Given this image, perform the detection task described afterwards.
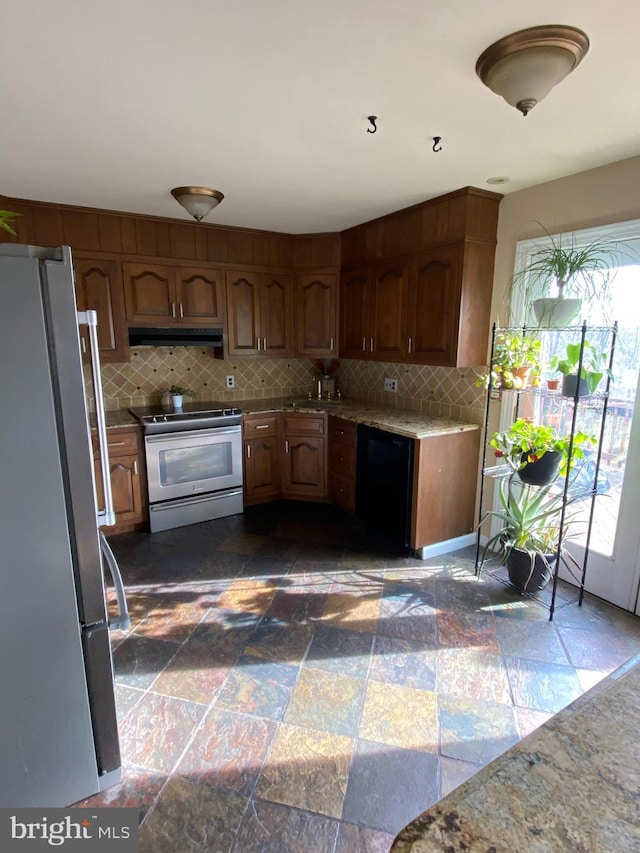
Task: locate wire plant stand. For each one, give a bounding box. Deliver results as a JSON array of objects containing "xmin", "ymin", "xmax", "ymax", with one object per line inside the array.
[{"xmin": 475, "ymin": 322, "xmax": 617, "ymax": 620}]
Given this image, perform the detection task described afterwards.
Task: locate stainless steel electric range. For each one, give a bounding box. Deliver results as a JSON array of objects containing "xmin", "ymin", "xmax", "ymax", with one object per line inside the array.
[{"xmin": 129, "ymin": 402, "xmax": 244, "ymax": 533}]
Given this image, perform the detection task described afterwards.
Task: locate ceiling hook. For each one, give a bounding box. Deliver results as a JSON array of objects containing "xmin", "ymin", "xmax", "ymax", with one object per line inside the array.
[
  {"xmin": 367, "ymin": 116, "xmax": 378, "ymax": 134},
  {"xmin": 432, "ymin": 136, "xmax": 442, "ymax": 152}
]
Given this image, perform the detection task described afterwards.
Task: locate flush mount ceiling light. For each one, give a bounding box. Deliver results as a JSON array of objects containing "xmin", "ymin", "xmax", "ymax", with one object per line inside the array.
[
  {"xmin": 476, "ymin": 25, "xmax": 589, "ymax": 116},
  {"xmin": 170, "ymin": 186, "xmax": 224, "ymax": 222}
]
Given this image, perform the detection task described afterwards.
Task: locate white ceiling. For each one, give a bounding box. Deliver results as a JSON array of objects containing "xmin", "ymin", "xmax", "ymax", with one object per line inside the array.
[{"xmin": 2, "ymin": 1, "xmax": 640, "ymax": 234}]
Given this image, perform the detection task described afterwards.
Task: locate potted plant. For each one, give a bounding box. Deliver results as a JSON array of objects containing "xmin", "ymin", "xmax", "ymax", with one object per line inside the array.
[
  {"xmin": 165, "ymin": 384, "xmax": 194, "ymax": 408},
  {"xmin": 0, "ymin": 209, "xmax": 21, "ymax": 235},
  {"xmin": 478, "ymin": 331, "xmax": 542, "ymax": 390},
  {"xmin": 490, "ymin": 418, "xmax": 596, "ymax": 485},
  {"xmin": 550, "ymin": 340, "xmax": 612, "ymax": 397},
  {"xmin": 511, "ymin": 226, "xmax": 623, "ymax": 328},
  {"xmin": 479, "ymin": 472, "xmax": 582, "ymax": 592}
]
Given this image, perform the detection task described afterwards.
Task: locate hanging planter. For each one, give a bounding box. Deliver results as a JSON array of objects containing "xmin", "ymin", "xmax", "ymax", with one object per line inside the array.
[
  {"xmin": 532, "ymin": 297, "xmax": 582, "ymax": 328},
  {"xmin": 518, "ymin": 450, "xmax": 561, "ymax": 485}
]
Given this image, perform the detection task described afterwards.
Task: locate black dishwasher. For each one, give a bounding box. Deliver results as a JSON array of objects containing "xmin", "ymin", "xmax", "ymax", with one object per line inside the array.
[{"xmin": 356, "ymin": 424, "xmax": 415, "ymax": 549}]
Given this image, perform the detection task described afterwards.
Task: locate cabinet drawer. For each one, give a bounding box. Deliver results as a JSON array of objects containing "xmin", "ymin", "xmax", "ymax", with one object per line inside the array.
[
  {"xmin": 328, "ymin": 442, "xmax": 356, "ymax": 478},
  {"xmin": 328, "ymin": 416, "xmax": 357, "ymax": 448},
  {"xmin": 243, "ymin": 414, "xmax": 281, "ymax": 438},
  {"xmin": 282, "ymin": 414, "xmax": 326, "ymax": 436},
  {"xmin": 329, "ymin": 472, "xmax": 355, "ymax": 513},
  {"xmin": 92, "ymin": 428, "xmax": 139, "ymax": 457}
]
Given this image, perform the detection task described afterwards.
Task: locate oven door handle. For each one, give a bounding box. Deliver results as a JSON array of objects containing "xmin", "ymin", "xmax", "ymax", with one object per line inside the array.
[
  {"xmin": 77, "ymin": 308, "xmax": 115, "ymax": 527},
  {"xmin": 145, "ymin": 425, "xmax": 242, "ymax": 443}
]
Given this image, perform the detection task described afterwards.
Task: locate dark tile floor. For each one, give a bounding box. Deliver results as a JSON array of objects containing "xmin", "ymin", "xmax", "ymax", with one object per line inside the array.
[{"xmin": 81, "ymin": 502, "xmax": 640, "ymax": 852}]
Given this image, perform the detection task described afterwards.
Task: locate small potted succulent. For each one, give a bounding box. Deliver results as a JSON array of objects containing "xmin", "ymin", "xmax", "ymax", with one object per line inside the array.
[
  {"xmin": 490, "ymin": 418, "xmax": 596, "ymax": 485},
  {"xmin": 165, "ymin": 384, "xmax": 194, "ymax": 408},
  {"xmin": 550, "ymin": 340, "xmax": 612, "ymax": 397}
]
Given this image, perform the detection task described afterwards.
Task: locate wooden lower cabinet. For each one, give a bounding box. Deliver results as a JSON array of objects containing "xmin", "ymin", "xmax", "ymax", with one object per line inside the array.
[
  {"xmin": 281, "ymin": 414, "xmax": 327, "ymax": 500},
  {"xmin": 328, "ymin": 416, "xmax": 357, "ymax": 513},
  {"xmin": 92, "ymin": 427, "xmax": 147, "ymax": 534},
  {"xmin": 411, "ymin": 428, "xmax": 480, "ymax": 551},
  {"xmin": 243, "ymin": 412, "xmax": 328, "ymax": 505},
  {"xmin": 243, "ymin": 414, "xmax": 282, "ymax": 506}
]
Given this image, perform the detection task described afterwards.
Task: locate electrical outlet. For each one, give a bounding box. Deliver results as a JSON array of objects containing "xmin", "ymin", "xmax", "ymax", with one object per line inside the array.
[
  {"xmin": 384, "ymin": 377, "xmax": 398, "ymax": 393},
  {"xmin": 226, "ymin": 375, "xmax": 235, "ymax": 389}
]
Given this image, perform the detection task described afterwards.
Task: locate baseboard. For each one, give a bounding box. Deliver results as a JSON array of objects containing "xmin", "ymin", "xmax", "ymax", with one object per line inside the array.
[{"xmin": 414, "ymin": 532, "xmax": 477, "ymax": 560}]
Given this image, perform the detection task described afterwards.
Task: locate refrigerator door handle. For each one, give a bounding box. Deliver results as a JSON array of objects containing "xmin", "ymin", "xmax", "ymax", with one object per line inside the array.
[
  {"xmin": 99, "ymin": 532, "xmax": 131, "ymax": 632},
  {"xmin": 77, "ymin": 309, "xmax": 116, "ymax": 527}
]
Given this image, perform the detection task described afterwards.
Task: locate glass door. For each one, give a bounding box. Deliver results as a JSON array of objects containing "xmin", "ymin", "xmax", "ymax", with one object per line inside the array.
[{"xmin": 512, "ymin": 222, "xmax": 640, "ymax": 611}]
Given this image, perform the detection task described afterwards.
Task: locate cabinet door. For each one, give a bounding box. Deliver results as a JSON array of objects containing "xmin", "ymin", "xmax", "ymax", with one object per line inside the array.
[
  {"xmin": 175, "ymin": 266, "xmax": 225, "ymax": 326},
  {"xmin": 295, "ymin": 273, "xmax": 338, "ymax": 357},
  {"xmin": 94, "ymin": 453, "xmax": 144, "ymax": 529},
  {"xmin": 282, "ymin": 436, "xmax": 326, "ymax": 498},
  {"xmin": 243, "ymin": 436, "xmax": 281, "ymax": 505},
  {"xmin": 369, "ymin": 262, "xmax": 408, "ymax": 361},
  {"xmin": 225, "ymin": 271, "xmax": 260, "ymax": 355},
  {"xmin": 340, "ymin": 268, "xmax": 371, "ymax": 359},
  {"xmin": 74, "ymin": 258, "xmax": 129, "ymax": 363},
  {"xmin": 259, "ymin": 272, "xmax": 294, "ymax": 357},
  {"xmin": 123, "ymin": 262, "xmax": 177, "ymax": 326},
  {"xmin": 407, "ymin": 247, "xmax": 460, "ymax": 365}
]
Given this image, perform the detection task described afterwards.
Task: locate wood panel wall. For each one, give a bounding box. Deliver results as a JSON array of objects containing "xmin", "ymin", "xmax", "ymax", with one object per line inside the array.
[
  {"xmin": 341, "ymin": 186, "xmax": 502, "ymax": 267},
  {"xmin": 0, "ymin": 196, "xmax": 341, "ymax": 271}
]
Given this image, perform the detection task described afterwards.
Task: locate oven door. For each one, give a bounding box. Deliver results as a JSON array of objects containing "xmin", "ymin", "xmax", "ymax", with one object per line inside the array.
[{"xmin": 145, "ymin": 426, "xmax": 242, "ymax": 504}]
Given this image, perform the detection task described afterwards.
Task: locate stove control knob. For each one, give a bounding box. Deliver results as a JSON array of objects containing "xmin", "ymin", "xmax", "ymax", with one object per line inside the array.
[
  {"xmin": 151, "ymin": 416, "xmax": 157, "ymax": 423},
  {"xmin": 162, "ymin": 415, "xmax": 168, "ymax": 421}
]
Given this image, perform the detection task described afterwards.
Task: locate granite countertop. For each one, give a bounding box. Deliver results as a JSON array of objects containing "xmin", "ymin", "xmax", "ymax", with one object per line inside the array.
[
  {"xmin": 93, "ymin": 398, "xmax": 479, "ymax": 440},
  {"xmin": 90, "ymin": 410, "xmax": 140, "ymax": 429},
  {"xmin": 237, "ymin": 397, "xmax": 479, "ymax": 440},
  {"xmin": 392, "ymin": 653, "xmax": 640, "ymax": 852}
]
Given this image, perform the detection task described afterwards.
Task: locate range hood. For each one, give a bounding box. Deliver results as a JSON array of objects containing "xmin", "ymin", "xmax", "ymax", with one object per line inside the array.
[{"xmin": 128, "ymin": 327, "xmax": 224, "ymax": 349}]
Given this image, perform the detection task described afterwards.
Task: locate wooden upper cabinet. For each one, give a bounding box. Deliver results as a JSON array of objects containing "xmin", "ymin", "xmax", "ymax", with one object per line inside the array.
[
  {"xmin": 74, "ymin": 257, "xmax": 129, "ymax": 363},
  {"xmin": 295, "ymin": 273, "xmax": 338, "ymax": 357},
  {"xmin": 225, "ymin": 269, "xmax": 293, "ymax": 357},
  {"xmin": 123, "ymin": 262, "xmax": 176, "ymax": 325},
  {"xmin": 369, "ymin": 262, "xmax": 408, "ymax": 361},
  {"xmin": 175, "ymin": 265, "xmax": 225, "ymax": 325},
  {"xmin": 226, "ymin": 271, "xmax": 260, "ymax": 355},
  {"xmin": 259, "ymin": 272, "xmax": 294, "ymax": 357},
  {"xmin": 124, "ymin": 262, "xmax": 225, "ymax": 327},
  {"xmin": 340, "ymin": 264, "xmax": 407, "ymax": 361},
  {"xmin": 340, "ymin": 268, "xmax": 371, "ymax": 359},
  {"xmin": 407, "ymin": 246, "xmax": 460, "ymax": 365}
]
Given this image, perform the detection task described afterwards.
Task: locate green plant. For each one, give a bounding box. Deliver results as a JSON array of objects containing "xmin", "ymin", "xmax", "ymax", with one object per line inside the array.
[
  {"xmin": 477, "ymin": 331, "xmax": 542, "ymax": 389},
  {"xmin": 490, "ymin": 418, "xmax": 596, "ymax": 478},
  {"xmin": 0, "ymin": 210, "xmax": 21, "ymax": 236},
  {"xmin": 479, "ymin": 472, "xmax": 583, "ymax": 587},
  {"xmin": 509, "ymin": 226, "xmax": 627, "ymax": 325},
  {"xmin": 550, "ymin": 340, "xmax": 612, "ymax": 394},
  {"xmin": 166, "ymin": 384, "xmax": 194, "ymax": 396}
]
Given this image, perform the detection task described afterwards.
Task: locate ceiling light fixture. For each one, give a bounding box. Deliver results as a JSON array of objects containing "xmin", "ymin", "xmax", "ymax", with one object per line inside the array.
[
  {"xmin": 170, "ymin": 186, "xmax": 224, "ymax": 222},
  {"xmin": 476, "ymin": 25, "xmax": 589, "ymax": 116}
]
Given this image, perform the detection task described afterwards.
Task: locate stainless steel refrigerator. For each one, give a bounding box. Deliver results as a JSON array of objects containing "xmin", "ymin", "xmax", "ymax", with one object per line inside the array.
[{"xmin": 0, "ymin": 244, "xmax": 130, "ymax": 807}]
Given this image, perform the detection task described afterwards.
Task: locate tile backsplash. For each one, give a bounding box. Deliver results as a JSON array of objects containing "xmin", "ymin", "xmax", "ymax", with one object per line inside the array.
[
  {"xmin": 87, "ymin": 347, "xmax": 486, "ymax": 425},
  {"xmin": 338, "ymin": 359, "xmax": 486, "ymax": 425},
  {"xmin": 86, "ymin": 348, "xmax": 319, "ymax": 410}
]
